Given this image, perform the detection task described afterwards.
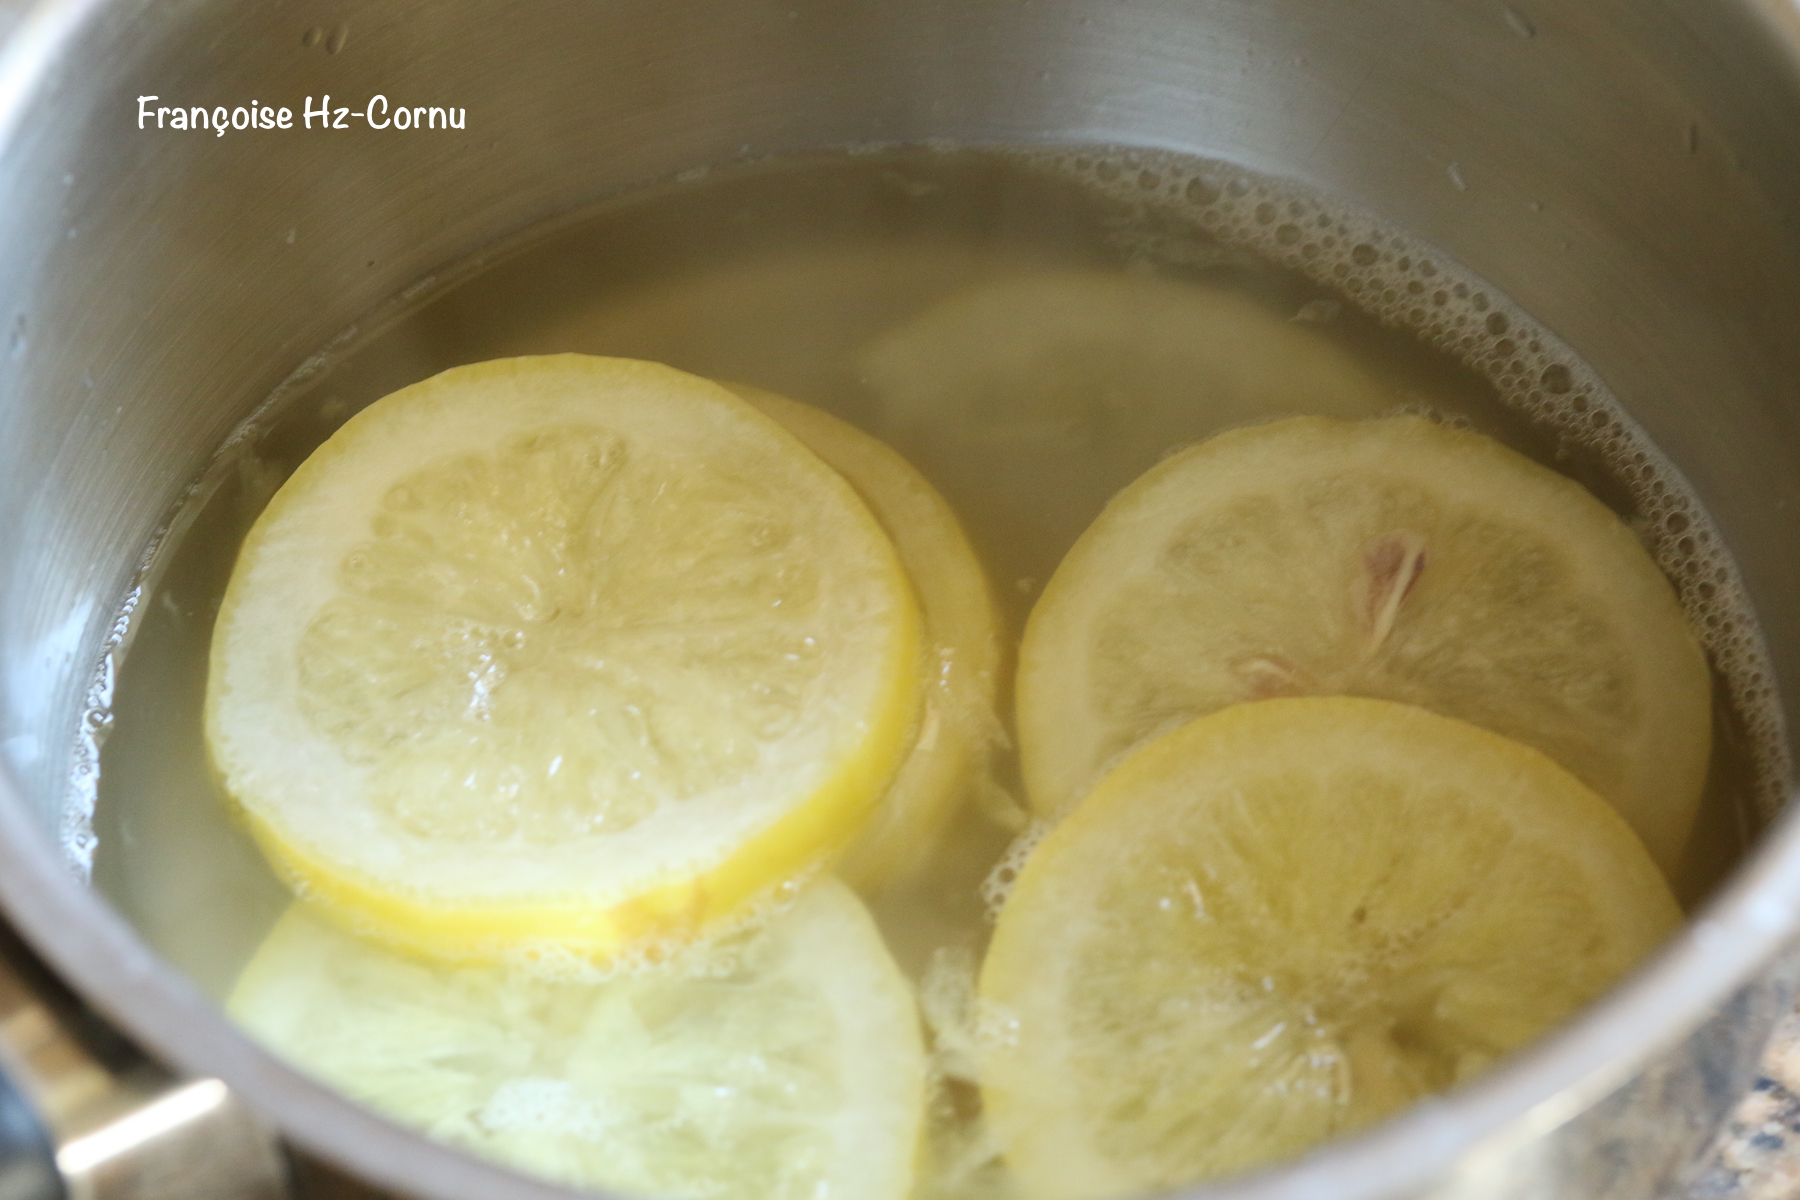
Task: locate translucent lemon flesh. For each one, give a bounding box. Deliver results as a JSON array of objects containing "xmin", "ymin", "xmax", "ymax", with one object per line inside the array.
[
  {"xmin": 230, "ymin": 879, "xmax": 927, "ymax": 1200},
  {"xmin": 858, "ymin": 271, "xmax": 1400, "ymax": 586},
  {"xmin": 206, "ymin": 355, "xmax": 922, "ymax": 962},
  {"xmin": 729, "ymin": 384, "xmax": 1005, "ymax": 892},
  {"xmin": 1018, "ymin": 414, "xmax": 1710, "ymax": 874},
  {"xmin": 979, "ymin": 697, "xmax": 1682, "ymax": 1199},
  {"xmin": 861, "ymin": 270, "xmax": 1399, "ymax": 462}
]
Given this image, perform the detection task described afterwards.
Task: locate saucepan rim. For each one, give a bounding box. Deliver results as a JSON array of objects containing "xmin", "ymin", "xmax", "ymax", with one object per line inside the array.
[{"xmin": 2, "ymin": 0, "xmax": 1799, "ymax": 1197}]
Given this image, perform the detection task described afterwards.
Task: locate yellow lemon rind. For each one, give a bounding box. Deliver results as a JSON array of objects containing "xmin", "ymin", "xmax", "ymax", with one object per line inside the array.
[
  {"xmin": 207, "ymin": 354, "xmax": 925, "ymax": 965},
  {"xmin": 727, "ymin": 382, "xmax": 1005, "ymax": 893},
  {"xmin": 981, "ymin": 696, "xmax": 1681, "ymax": 1199},
  {"xmin": 1016, "ymin": 413, "xmax": 1710, "ymax": 876}
]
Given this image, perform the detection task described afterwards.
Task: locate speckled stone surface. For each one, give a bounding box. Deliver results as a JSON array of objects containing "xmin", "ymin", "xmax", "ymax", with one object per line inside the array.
[{"xmin": 1690, "ymin": 1011, "xmax": 1800, "ymax": 1200}]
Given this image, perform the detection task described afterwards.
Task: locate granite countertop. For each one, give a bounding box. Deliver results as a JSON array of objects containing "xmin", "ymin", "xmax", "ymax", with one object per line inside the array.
[{"xmin": 1692, "ymin": 1011, "xmax": 1800, "ymax": 1199}]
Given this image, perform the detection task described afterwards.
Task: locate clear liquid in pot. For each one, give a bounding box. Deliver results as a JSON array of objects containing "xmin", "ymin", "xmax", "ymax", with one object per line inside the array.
[{"xmin": 81, "ymin": 145, "xmax": 1787, "ymax": 1197}]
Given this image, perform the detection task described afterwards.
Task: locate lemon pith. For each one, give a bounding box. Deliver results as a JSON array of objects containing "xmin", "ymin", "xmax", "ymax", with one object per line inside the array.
[
  {"xmin": 979, "ymin": 696, "xmax": 1681, "ymax": 1199},
  {"xmin": 728, "ymin": 383, "xmax": 1005, "ymax": 892},
  {"xmin": 206, "ymin": 355, "xmax": 922, "ymax": 962},
  {"xmin": 1017, "ymin": 414, "xmax": 1711, "ymax": 875}
]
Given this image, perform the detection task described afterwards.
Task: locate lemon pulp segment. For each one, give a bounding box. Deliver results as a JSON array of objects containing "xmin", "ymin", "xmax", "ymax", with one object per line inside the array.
[
  {"xmin": 729, "ymin": 383, "xmax": 1005, "ymax": 892},
  {"xmin": 979, "ymin": 697, "xmax": 1681, "ymax": 1199},
  {"xmin": 206, "ymin": 355, "xmax": 922, "ymax": 962},
  {"xmin": 229, "ymin": 879, "xmax": 927, "ymax": 1200},
  {"xmin": 1018, "ymin": 414, "xmax": 1710, "ymax": 875}
]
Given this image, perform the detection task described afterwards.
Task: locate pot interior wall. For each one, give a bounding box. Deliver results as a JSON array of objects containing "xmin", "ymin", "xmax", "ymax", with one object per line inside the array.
[{"xmin": 1, "ymin": 0, "xmax": 1799, "ymax": 1194}]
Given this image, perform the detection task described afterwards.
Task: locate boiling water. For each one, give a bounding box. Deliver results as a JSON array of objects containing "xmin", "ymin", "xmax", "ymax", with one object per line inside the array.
[{"xmin": 84, "ymin": 146, "xmax": 1786, "ymax": 1191}]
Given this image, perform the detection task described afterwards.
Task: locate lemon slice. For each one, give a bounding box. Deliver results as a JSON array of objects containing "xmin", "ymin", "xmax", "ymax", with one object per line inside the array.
[
  {"xmin": 857, "ymin": 271, "xmax": 1399, "ymax": 588},
  {"xmin": 206, "ymin": 355, "xmax": 923, "ymax": 962},
  {"xmin": 1018, "ymin": 414, "xmax": 1710, "ymax": 875},
  {"xmin": 979, "ymin": 697, "xmax": 1682, "ymax": 1198},
  {"xmin": 727, "ymin": 383, "xmax": 1005, "ymax": 892},
  {"xmin": 229, "ymin": 878, "xmax": 927, "ymax": 1200}
]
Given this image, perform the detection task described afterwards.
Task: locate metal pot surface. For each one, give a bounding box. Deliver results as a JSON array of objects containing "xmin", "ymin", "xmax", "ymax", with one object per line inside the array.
[{"xmin": 3, "ymin": 2, "xmax": 1800, "ymax": 1198}]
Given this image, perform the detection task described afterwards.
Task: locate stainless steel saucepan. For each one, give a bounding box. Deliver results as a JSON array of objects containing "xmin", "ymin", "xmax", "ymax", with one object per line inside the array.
[{"xmin": 3, "ymin": 1, "xmax": 1800, "ymax": 1197}]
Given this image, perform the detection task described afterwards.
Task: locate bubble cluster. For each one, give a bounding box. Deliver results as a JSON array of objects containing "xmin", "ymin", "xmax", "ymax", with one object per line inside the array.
[
  {"xmin": 62, "ymin": 592, "xmax": 137, "ymax": 877},
  {"xmin": 1019, "ymin": 145, "xmax": 1790, "ymax": 821},
  {"xmin": 981, "ymin": 820, "xmax": 1054, "ymax": 920},
  {"xmin": 920, "ymin": 944, "xmax": 984, "ymax": 1082},
  {"xmin": 469, "ymin": 865, "xmax": 825, "ymax": 986}
]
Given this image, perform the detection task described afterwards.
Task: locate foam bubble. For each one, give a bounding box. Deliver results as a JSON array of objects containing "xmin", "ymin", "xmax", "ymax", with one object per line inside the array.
[
  {"xmin": 981, "ymin": 820, "xmax": 1054, "ymax": 920},
  {"xmin": 1015, "ymin": 144, "xmax": 1790, "ymax": 822}
]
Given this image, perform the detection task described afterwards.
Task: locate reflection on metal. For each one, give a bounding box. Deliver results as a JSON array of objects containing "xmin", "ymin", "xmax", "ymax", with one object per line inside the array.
[
  {"xmin": 0, "ymin": 928, "xmax": 287, "ymax": 1200},
  {"xmin": 55, "ymin": 1079, "xmax": 228, "ymax": 1178}
]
